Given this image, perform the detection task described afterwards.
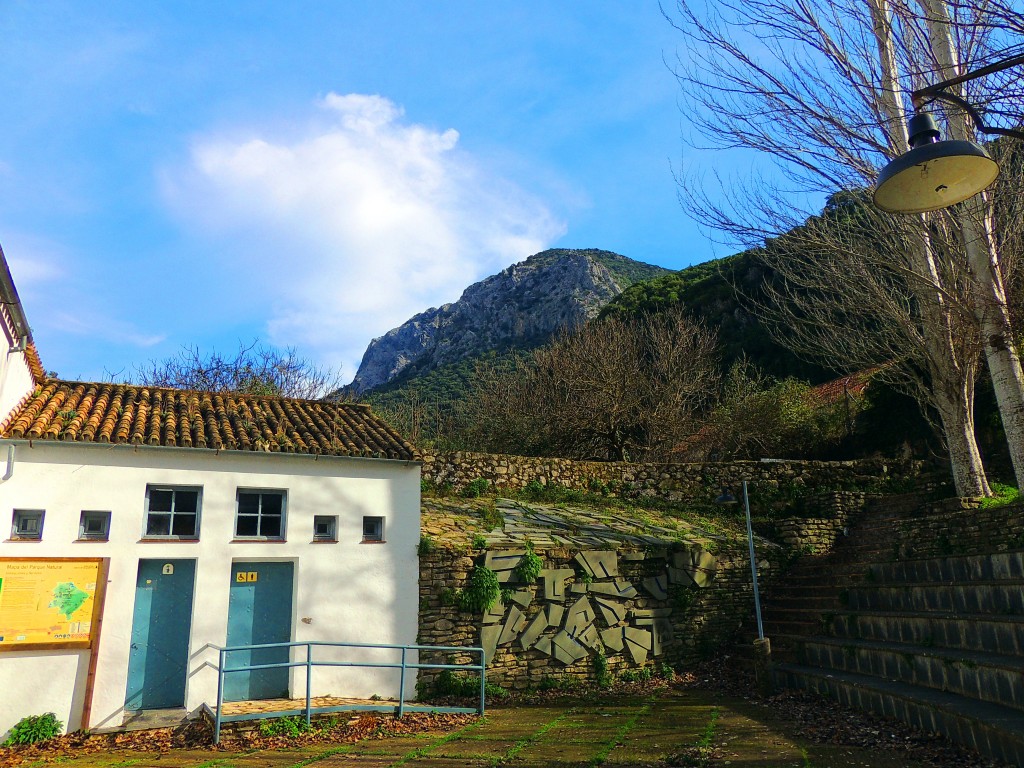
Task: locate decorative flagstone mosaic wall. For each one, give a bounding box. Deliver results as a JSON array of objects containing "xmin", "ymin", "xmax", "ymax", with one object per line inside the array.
[{"xmin": 417, "ymin": 499, "xmax": 784, "ymax": 690}]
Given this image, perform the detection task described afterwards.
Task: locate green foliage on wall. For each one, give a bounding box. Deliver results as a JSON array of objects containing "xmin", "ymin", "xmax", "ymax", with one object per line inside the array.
[
  {"xmin": 512, "ymin": 541, "xmax": 543, "ymax": 583},
  {"xmin": 457, "ymin": 566, "xmax": 501, "ymax": 613}
]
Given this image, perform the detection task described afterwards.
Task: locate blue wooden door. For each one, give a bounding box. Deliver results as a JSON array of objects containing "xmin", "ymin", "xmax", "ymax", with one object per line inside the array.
[
  {"xmin": 125, "ymin": 559, "xmax": 196, "ymax": 710},
  {"xmin": 224, "ymin": 562, "xmax": 294, "ymax": 701}
]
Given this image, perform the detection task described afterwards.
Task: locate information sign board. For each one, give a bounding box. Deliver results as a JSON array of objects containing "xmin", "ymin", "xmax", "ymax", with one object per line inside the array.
[{"xmin": 0, "ymin": 559, "xmax": 104, "ymax": 650}]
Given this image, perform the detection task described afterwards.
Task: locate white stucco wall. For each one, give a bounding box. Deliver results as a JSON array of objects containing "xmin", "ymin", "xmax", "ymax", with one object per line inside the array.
[
  {"xmin": 0, "ymin": 441, "xmax": 421, "ymax": 735},
  {"xmin": 0, "ymin": 319, "xmax": 35, "ymax": 427}
]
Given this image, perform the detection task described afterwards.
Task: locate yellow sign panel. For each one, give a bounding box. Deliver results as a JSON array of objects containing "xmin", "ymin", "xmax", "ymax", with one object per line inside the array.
[{"xmin": 0, "ymin": 559, "xmax": 103, "ymax": 649}]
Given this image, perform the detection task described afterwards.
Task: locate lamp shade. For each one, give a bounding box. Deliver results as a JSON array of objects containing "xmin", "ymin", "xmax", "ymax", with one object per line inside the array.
[{"xmin": 873, "ymin": 139, "xmax": 998, "ymax": 213}]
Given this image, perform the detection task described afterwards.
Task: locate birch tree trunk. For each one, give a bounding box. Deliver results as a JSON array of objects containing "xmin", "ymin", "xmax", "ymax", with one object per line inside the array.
[
  {"xmin": 915, "ymin": 0, "xmax": 1024, "ymax": 489},
  {"xmin": 932, "ymin": 374, "xmax": 991, "ymax": 496},
  {"xmin": 869, "ymin": 0, "xmax": 990, "ymax": 495}
]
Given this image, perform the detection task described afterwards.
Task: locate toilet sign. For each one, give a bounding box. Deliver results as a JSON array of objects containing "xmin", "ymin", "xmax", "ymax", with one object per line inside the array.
[
  {"xmin": 235, "ymin": 571, "xmax": 258, "ymax": 583},
  {"xmin": 162, "ymin": 564, "xmax": 174, "ymax": 575}
]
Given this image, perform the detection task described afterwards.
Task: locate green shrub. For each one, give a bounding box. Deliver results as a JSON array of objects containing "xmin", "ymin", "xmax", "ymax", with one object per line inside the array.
[
  {"xmin": 480, "ymin": 500, "xmax": 504, "ymax": 532},
  {"xmin": 431, "ymin": 670, "xmax": 508, "ymax": 699},
  {"xmin": 522, "ymin": 480, "xmax": 546, "ymax": 499},
  {"xmin": 457, "ymin": 566, "xmax": 501, "ymax": 612},
  {"xmin": 619, "ymin": 666, "xmax": 654, "ymax": 683},
  {"xmin": 257, "ymin": 715, "xmax": 311, "ymax": 738},
  {"xmin": 538, "ymin": 675, "xmax": 560, "ymax": 691},
  {"xmin": 471, "ymin": 534, "xmax": 488, "ymax": 549},
  {"xmin": 594, "ymin": 652, "xmax": 612, "ymax": 688},
  {"xmin": 3, "ymin": 713, "xmax": 63, "ymax": 745},
  {"xmin": 512, "ymin": 541, "xmax": 543, "ymax": 583},
  {"xmin": 461, "ymin": 478, "xmax": 492, "ymax": 498},
  {"xmin": 417, "ymin": 535, "xmax": 437, "ymax": 555}
]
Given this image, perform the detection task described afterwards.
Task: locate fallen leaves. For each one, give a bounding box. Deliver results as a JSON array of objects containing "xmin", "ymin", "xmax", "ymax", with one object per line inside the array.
[{"xmin": 0, "ymin": 712, "xmax": 476, "ymax": 767}]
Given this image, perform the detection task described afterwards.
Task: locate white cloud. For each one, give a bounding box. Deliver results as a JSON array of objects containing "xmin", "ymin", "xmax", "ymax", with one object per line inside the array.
[
  {"xmin": 161, "ymin": 93, "xmax": 566, "ymax": 377},
  {"xmin": 53, "ymin": 310, "xmax": 167, "ymax": 348}
]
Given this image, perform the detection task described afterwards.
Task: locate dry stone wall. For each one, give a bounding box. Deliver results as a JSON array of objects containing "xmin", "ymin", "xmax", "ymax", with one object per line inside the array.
[
  {"xmin": 890, "ymin": 498, "xmax": 1024, "ymax": 559},
  {"xmin": 421, "ymin": 452, "xmax": 923, "ymax": 505}
]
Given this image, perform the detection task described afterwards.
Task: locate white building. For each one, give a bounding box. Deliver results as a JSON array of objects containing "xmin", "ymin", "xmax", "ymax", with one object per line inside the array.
[{"xmin": 0, "ymin": 247, "xmax": 421, "ymax": 735}]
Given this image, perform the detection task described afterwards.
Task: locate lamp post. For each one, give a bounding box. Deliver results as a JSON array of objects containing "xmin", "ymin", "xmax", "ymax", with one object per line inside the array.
[
  {"xmin": 873, "ymin": 54, "xmax": 1024, "ymax": 214},
  {"xmin": 715, "ymin": 481, "xmax": 771, "ymax": 692}
]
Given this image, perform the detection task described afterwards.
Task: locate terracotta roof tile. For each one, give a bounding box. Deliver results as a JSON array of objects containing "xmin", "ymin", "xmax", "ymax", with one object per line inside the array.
[
  {"xmin": 25, "ymin": 342, "xmax": 45, "ymax": 385},
  {"xmin": 0, "ymin": 380, "xmax": 418, "ymax": 461},
  {"xmin": 807, "ymin": 368, "xmax": 878, "ymax": 406}
]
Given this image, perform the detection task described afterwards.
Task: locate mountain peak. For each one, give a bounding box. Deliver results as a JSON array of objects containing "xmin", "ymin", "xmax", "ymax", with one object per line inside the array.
[{"xmin": 349, "ymin": 248, "xmax": 668, "ymax": 394}]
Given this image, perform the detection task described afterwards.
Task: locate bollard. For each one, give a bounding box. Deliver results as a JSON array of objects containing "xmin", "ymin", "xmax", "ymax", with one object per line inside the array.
[{"xmin": 752, "ymin": 637, "xmax": 773, "ymax": 696}]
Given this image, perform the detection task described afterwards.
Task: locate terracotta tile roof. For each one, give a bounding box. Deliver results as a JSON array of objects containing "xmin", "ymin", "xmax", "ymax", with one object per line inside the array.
[
  {"xmin": 25, "ymin": 342, "xmax": 45, "ymax": 384},
  {"xmin": 807, "ymin": 367, "xmax": 878, "ymax": 406},
  {"xmin": 0, "ymin": 380, "xmax": 418, "ymax": 461}
]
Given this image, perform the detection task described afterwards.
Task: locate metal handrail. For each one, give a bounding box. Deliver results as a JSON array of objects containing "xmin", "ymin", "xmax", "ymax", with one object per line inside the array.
[{"xmin": 208, "ymin": 640, "xmax": 486, "ymax": 744}]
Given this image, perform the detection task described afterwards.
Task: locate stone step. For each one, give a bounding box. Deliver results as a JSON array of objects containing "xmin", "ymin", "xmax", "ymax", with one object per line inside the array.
[
  {"xmin": 846, "ymin": 581, "xmax": 1024, "ymax": 615},
  {"xmin": 774, "ymin": 663, "xmax": 1024, "ymax": 766},
  {"xmin": 761, "ymin": 606, "xmax": 829, "ymax": 625},
  {"xmin": 869, "ymin": 551, "xmax": 1024, "ymax": 584},
  {"xmin": 782, "ymin": 569, "xmax": 868, "ymax": 586},
  {"xmin": 766, "ymin": 594, "xmax": 840, "ymax": 610},
  {"xmin": 794, "ymin": 636, "xmax": 1024, "ymax": 712},
  {"xmin": 827, "ymin": 610, "xmax": 1024, "ymax": 656}
]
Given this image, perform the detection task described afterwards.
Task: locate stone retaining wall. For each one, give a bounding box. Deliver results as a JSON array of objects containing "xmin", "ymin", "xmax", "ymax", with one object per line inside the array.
[
  {"xmin": 417, "ymin": 540, "xmax": 784, "ymax": 692},
  {"xmin": 894, "ymin": 498, "xmax": 1024, "ymax": 559},
  {"xmin": 421, "ymin": 452, "xmax": 924, "ymax": 506},
  {"xmin": 775, "ymin": 492, "xmax": 868, "ymax": 555}
]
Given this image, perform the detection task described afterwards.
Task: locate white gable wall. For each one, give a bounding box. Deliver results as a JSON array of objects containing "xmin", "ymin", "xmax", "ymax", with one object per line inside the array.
[
  {"xmin": 0, "ymin": 441, "xmax": 421, "ymax": 734},
  {"xmin": 0, "ymin": 314, "xmax": 35, "ymax": 427}
]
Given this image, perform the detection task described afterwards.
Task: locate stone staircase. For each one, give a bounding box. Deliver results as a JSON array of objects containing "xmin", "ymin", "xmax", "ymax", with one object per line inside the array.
[{"xmin": 762, "ymin": 498, "xmax": 1024, "ymax": 766}]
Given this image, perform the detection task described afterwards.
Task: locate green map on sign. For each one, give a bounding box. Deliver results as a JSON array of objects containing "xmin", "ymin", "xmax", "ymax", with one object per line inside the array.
[{"xmin": 49, "ymin": 582, "xmax": 90, "ymax": 620}]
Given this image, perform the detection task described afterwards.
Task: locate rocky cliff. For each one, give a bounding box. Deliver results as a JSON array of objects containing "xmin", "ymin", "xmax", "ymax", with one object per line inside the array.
[{"xmin": 349, "ymin": 248, "xmax": 668, "ymax": 394}]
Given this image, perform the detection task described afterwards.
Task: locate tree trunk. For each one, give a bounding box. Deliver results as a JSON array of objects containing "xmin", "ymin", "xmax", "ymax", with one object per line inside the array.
[
  {"xmin": 959, "ymin": 198, "xmax": 1024, "ymax": 487},
  {"xmin": 932, "ymin": 377, "xmax": 991, "ymax": 497},
  {"xmin": 870, "ymin": 0, "xmax": 991, "ymax": 494},
  {"xmin": 916, "ymin": 0, "xmax": 1024, "ymax": 488}
]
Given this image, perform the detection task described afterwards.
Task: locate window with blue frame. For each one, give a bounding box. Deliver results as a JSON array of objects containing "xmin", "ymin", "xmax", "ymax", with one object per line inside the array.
[
  {"xmin": 235, "ymin": 490, "xmax": 286, "ymax": 539},
  {"xmin": 145, "ymin": 487, "xmax": 201, "ymax": 539}
]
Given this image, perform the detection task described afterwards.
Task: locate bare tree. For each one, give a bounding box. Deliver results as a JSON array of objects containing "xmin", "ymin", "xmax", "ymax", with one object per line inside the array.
[
  {"xmin": 750, "ymin": 193, "xmax": 994, "ymax": 492},
  {"xmin": 465, "ymin": 309, "xmax": 720, "ymax": 462},
  {"xmin": 135, "ymin": 341, "xmax": 345, "ymax": 400},
  {"xmin": 664, "ymin": 0, "xmax": 1024, "ymax": 495}
]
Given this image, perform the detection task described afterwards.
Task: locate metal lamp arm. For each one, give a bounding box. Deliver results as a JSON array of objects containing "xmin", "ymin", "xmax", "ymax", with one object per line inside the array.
[{"xmin": 913, "ymin": 90, "xmax": 1024, "ymax": 141}]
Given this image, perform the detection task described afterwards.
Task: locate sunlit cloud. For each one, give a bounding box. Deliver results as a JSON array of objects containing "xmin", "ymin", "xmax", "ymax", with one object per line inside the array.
[
  {"xmin": 161, "ymin": 93, "xmax": 566, "ymax": 378},
  {"xmin": 53, "ymin": 310, "xmax": 167, "ymax": 348}
]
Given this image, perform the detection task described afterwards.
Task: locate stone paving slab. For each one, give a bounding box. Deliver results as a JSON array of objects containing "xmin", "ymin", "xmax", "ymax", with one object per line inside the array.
[{"xmin": 2, "ymin": 690, "xmax": 952, "ymax": 767}]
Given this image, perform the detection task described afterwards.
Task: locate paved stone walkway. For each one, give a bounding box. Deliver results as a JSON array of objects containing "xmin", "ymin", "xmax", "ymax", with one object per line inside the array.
[{"xmin": 8, "ymin": 690, "xmax": 934, "ymax": 767}]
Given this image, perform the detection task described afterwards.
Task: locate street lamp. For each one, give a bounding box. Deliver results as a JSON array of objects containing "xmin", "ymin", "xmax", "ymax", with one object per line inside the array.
[
  {"xmin": 715, "ymin": 482, "xmax": 764, "ymax": 640},
  {"xmin": 873, "ymin": 54, "xmax": 1024, "ymax": 214},
  {"xmin": 716, "ymin": 481, "xmax": 772, "ymax": 693}
]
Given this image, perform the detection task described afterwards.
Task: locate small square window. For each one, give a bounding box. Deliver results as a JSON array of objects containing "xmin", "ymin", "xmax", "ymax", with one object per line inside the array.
[
  {"xmin": 79, "ymin": 511, "xmax": 111, "ymax": 540},
  {"xmin": 235, "ymin": 490, "xmax": 287, "ymax": 540},
  {"xmin": 362, "ymin": 516, "xmax": 385, "ymax": 543},
  {"xmin": 313, "ymin": 515, "xmax": 337, "ymax": 542},
  {"xmin": 145, "ymin": 487, "xmax": 201, "ymax": 539},
  {"xmin": 12, "ymin": 510, "xmax": 44, "ymax": 540}
]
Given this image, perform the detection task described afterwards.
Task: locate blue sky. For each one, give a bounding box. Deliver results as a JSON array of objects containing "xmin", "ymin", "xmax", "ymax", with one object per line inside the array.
[{"xmin": 1, "ymin": 2, "xmax": 735, "ymax": 383}]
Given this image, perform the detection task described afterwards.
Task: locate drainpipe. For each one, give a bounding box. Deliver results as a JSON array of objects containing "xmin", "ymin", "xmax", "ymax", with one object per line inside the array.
[{"xmin": 0, "ymin": 444, "xmax": 13, "ymax": 483}]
